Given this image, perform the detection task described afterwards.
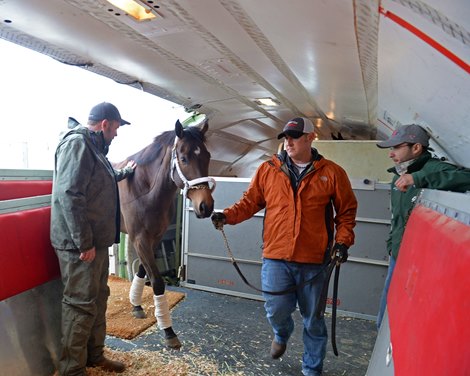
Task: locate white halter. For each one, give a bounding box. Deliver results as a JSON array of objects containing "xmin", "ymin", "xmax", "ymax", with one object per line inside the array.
[{"xmin": 170, "ymin": 136, "xmax": 216, "ymax": 196}]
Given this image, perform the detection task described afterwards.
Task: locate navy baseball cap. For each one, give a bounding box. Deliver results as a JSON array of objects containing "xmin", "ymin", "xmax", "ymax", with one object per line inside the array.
[{"xmin": 88, "ymin": 102, "xmax": 130, "ymax": 126}]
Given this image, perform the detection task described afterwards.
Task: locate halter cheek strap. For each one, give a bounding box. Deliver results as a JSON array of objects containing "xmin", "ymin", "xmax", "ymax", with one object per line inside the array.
[{"xmin": 170, "ymin": 137, "xmax": 216, "ymax": 196}]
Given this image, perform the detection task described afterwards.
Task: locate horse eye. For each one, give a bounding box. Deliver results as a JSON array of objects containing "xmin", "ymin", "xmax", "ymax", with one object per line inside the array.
[{"xmin": 180, "ymin": 156, "xmax": 187, "ymax": 164}]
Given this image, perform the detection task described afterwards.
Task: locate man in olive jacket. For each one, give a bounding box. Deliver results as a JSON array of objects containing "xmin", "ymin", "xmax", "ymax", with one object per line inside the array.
[
  {"xmin": 51, "ymin": 102, "xmax": 134, "ymax": 375},
  {"xmin": 376, "ymin": 124, "xmax": 470, "ymax": 328}
]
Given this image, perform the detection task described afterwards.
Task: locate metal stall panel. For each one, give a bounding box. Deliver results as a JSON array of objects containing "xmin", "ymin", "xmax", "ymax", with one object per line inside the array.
[
  {"xmin": 181, "ymin": 178, "xmax": 264, "ymax": 300},
  {"xmin": 181, "ymin": 178, "xmax": 390, "ymax": 318},
  {"xmin": 333, "ymin": 181, "xmax": 391, "ymax": 317}
]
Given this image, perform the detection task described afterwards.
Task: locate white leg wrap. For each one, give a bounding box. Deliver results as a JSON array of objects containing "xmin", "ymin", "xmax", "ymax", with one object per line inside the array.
[
  {"xmin": 129, "ymin": 274, "xmax": 146, "ymax": 306},
  {"xmin": 154, "ymin": 294, "xmax": 172, "ymax": 330}
]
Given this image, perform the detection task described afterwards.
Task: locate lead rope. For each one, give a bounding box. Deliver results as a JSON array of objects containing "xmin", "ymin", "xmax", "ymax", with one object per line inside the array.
[
  {"xmin": 219, "ymin": 227, "xmax": 341, "ymax": 355},
  {"xmin": 218, "ymin": 227, "xmax": 332, "ymax": 296}
]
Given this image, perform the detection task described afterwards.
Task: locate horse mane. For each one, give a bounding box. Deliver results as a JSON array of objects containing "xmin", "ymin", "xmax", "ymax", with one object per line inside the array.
[
  {"xmin": 184, "ymin": 124, "xmax": 207, "ymax": 143},
  {"xmin": 124, "ymin": 125, "xmax": 207, "ymax": 166}
]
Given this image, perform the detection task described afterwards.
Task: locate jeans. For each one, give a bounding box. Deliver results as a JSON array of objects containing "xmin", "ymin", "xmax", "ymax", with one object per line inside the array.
[
  {"xmin": 261, "ymin": 258, "xmax": 328, "ymax": 376},
  {"xmin": 377, "ymin": 256, "xmax": 396, "ymax": 329}
]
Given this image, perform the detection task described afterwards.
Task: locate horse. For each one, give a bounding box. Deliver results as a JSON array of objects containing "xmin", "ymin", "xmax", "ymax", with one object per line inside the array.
[{"xmin": 114, "ymin": 119, "xmax": 215, "ymax": 349}]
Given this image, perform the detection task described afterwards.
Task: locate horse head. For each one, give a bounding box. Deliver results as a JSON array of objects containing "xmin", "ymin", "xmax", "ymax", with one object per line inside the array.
[{"xmin": 170, "ymin": 119, "xmax": 215, "ymax": 218}]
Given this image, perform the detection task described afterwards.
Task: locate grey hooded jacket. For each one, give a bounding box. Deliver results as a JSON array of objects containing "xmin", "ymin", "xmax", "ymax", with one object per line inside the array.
[{"xmin": 51, "ymin": 126, "xmax": 123, "ymax": 251}]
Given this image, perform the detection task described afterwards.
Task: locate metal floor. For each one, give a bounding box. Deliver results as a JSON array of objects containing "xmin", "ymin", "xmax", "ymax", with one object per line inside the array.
[{"xmin": 106, "ymin": 285, "xmax": 377, "ymax": 376}]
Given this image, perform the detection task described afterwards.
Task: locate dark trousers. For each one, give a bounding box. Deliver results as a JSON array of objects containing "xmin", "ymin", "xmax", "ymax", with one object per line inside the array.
[{"xmin": 55, "ymin": 247, "xmax": 110, "ymax": 376}]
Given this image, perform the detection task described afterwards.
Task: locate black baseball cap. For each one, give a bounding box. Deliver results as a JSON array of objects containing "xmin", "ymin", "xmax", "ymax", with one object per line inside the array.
[{"xmin": 88, "ymin": 102, "xmax": 130, "ymax": 126}]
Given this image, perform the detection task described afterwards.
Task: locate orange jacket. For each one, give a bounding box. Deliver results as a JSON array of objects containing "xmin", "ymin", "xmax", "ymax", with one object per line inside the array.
[{"xmin": 223, "ymin": 151, "xmax": 357, "ymax": 264}]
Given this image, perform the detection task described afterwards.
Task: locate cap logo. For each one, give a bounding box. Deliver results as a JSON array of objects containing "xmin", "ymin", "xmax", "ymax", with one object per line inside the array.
[{"xmin": 287, "ymin": 121, "xmax": 299, "ymax": 127}]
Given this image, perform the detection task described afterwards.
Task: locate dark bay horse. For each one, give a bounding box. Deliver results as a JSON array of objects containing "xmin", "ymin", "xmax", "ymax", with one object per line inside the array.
[{"xmin": 114, "ymin": 120, "xmax": 215, "ymax": 349}]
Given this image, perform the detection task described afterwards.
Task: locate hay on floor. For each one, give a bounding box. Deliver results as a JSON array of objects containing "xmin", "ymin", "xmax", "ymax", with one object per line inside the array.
[
  {"xmin": 83, "ymin": 348, "xmax": 245, "ymax": 376},
  {"xmin": 106, "ymin": 275, "xmax": 185, "ymax": 339}
]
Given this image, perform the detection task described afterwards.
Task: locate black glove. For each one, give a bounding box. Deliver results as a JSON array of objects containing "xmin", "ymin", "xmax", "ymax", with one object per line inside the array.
[
  {"xmin": 331, "ymin": 243, "xmax": 349, "ymax": 264},
  {"xmin": 211, "ymin": 212, "xmax": 226, "ymax": 230}
]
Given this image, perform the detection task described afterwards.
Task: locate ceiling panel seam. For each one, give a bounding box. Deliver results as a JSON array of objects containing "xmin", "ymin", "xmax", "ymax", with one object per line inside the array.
[
  {"xmin": 64, "ymin": 0, "xmax": 281, "ymax": 124},
  {"xmin": 163, "ymin": 0, "xmax": 305, "ymax": 120},
  {"xmin": 390, "ymin": 0, "xmax": 470, "ymax": 45},
  {"xmin": 353, "ymin": 0, "xmax": 379, "ymax": 134},
  {"xmin": 0, "ymin": 23, "xmax": 192, "ymax": 109},
  {"xmin": 220, "ymin": 0, "xmax": 332, "ymax": 128}
]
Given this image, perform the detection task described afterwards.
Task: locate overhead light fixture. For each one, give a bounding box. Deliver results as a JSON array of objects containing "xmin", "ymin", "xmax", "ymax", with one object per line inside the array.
[
  {"xmin": 254, "ymin": 97, "xmax": 280, "ymax": 106},
  {"xmin": 107, "ymin": 0, "xmax": 157, "ymax": 21}
]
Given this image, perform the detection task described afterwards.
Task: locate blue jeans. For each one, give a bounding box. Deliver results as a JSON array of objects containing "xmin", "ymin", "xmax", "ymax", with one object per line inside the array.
[
  {"xmin": 261, "ymin": 258, "xmax": 328, "ymax": 376},
  {"xmin": 377, "ymin": 256, "xmax": 396, "ymax": 329}
]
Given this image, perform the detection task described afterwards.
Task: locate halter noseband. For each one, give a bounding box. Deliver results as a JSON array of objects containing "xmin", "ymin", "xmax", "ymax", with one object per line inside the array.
[{"xmin": 170, "ymin": 136, "xmax": 216, "ymax": 196}]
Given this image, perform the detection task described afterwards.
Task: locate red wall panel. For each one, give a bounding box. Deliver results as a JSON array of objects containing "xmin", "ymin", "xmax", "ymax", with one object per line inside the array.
[
  {"xmin": 388, "ymin": 205, "xmax": 470, "ymax": 375},
  {"xmin": 0, "ymin": 180, "xmax": 52, "ymax": 200},
  {"xmin": 0, "ymin": 206, "xmax": 60, "ymax": 301}
]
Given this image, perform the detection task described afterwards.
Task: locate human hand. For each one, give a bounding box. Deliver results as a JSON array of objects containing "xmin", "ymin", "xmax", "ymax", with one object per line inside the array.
[
  {"xmin": 211, "ymin": 212, "xmax": 226, "ymax": 230},
  {"xmin": 80, "ymin": 247, "xmax": 96, "ymax": 262},
  {"xmin": 124, "ymin": 160, "xmax": 137, "ymax": 174},
  {"xmin": 331, "ymin": 243, "xmax": 348, "ymax": 264},
  {"xmin": 394, "ymin": 173, "xmax": 414, "ymax": 192}
]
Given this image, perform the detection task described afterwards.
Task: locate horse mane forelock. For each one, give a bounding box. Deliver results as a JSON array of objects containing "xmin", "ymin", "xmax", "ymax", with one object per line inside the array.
[
  {"xmin": 184, "ymin": 125, "xmax": 206, "ymax": 143},
  {"xmin": 125, "ymin": 126, "xmax": 206, "ymax": 166}
]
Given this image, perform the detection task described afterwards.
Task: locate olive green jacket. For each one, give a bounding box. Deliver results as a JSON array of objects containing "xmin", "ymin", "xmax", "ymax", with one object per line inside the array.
[{"xmin": 50, "ymin": 127, "xmax": 130, "ymax": 251}]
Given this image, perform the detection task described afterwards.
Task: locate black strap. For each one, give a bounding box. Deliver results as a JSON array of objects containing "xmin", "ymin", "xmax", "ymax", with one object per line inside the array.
[
  {"xmin": 314, "ymin": 259, "xmax": 341, "ymax": 356},
  {"xmin": 222, "ymin": 227, "xmax": 342, "ymax": 355},
  {"xmin": 314, "ymin": 260, "xmax": 336, "ymax": 318},
  {"xmin": 232, "ymin": 260, "xmax": 329, "ymax": 296},
  {"xmin": 331, "ymin": 263, "xmax": 341, "ymax": 356}
]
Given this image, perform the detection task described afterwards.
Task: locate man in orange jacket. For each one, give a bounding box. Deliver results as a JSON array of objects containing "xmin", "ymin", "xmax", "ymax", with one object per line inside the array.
[{"xmin": 211, "ymin": 117, "xmax": 357, "ymax": 376}]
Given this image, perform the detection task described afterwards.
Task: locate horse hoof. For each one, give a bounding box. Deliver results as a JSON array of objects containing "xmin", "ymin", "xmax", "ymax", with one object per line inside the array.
[
  {"xmin": 132, "ymin": 306, "xmax": 147, "ymax": 319},
  {"xmin": 165, "ymin": 336, "xmax": 181, "ymax": 350}
]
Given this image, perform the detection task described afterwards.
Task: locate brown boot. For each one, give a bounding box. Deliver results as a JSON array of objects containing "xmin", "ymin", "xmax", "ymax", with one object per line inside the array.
[
  {"xmin": 270, "ymin": 339, "xmax": 287, "ymax": 359},
  {"xmin": 87, "ymin": 357, "xmax": 125, "ymax": 373}
]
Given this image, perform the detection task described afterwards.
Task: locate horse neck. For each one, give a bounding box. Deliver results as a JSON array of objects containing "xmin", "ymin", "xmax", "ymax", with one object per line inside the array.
[{"xmin": 148, "ymin": 144, "xmax": 179, "ymax": 200}]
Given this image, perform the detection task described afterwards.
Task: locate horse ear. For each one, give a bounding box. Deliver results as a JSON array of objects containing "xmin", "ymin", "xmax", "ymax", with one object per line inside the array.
[
  {"xmin": 175, "ymin": 120, "xmax": 184, "ymax": 138},
  {"xmin": 201, "ymin": 120, "xmax": 209, "ymax": 135}
]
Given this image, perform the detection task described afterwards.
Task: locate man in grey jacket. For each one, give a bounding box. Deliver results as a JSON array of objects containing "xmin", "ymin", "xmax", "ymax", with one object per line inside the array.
[{"xmin": 51, "ymin": 102, "xmax": 134, "ymax": 375}]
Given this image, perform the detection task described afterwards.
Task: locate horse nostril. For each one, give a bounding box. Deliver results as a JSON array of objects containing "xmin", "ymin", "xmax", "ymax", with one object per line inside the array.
[
  {"xmin": 199, "ymin": 202, "xmax": 212, "ymax": 218},
  {"xmin": 199, "ymin": 202, "xmax": 206, "ymax": 217}
]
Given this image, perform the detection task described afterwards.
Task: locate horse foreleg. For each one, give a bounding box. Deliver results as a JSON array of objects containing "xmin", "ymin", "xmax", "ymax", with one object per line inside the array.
[
  {"xmin": 135, "ymin": 236, "xmax": 181, "ymax": 349},
  {"xmin": 150, "ymin": 275, "xmax": 181, "ymax": 349},
  {"xmin": 153, "ymin": 293, "xmax": 180, "ymax": 348},
  {"xmin": 129, "ymin": 263, "xmax": 147, "ymax": 319}
]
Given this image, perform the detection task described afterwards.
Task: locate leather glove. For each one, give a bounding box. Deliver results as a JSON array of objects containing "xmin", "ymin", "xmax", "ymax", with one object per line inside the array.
[
  {"xmin": 211, "ymin": 212, "xmax": 226, "ymax": 230},
  {"xmin": 331, "ymin": 243, "xmax": 349, "ymax": 264}
]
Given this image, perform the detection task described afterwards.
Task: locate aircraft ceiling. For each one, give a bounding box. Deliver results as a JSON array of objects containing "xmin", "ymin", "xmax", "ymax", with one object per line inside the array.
[{"xmin": 0, "ymin": 0, "xmax": 468, "ymax": 176}]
